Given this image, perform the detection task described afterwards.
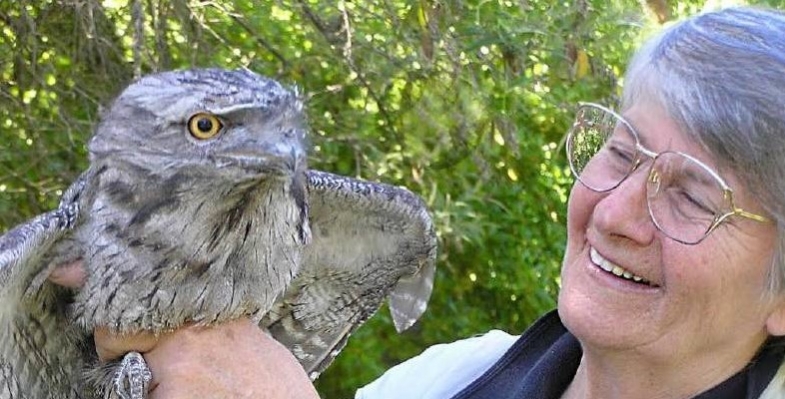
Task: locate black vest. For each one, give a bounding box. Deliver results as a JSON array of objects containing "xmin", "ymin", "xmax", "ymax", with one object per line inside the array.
[{"xmin": 452, "ymin": 311, "xmax": 785, "ymax": 399}]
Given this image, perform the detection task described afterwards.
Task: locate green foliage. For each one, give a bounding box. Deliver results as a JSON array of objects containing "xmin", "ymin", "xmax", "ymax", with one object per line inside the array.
[{"xmin": 0, "ymin": 0, "xmax": 758, "ymax": 397}]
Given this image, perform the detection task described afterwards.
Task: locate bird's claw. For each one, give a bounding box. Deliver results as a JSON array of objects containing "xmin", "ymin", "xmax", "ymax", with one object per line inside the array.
[{"xmin": 108, "ymin": 352, "xmax": 152, "ymax": 399}]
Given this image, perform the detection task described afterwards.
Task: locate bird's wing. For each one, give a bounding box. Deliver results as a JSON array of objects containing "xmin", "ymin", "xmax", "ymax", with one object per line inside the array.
[
  {"xmin": 263, "ymin": 170, "xmax": 437, "ymax": 379},
  {"xmin": 0, "ymin": 173, "xmax": 86, "ymax": 300},
  {"xmin": 0, "ymin": 172, "xmax": 89, "ymax": 396}
]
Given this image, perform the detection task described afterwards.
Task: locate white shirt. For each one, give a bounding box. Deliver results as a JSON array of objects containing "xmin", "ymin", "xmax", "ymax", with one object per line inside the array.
[{"xmin": 355, "ymin": 330, "xmax": 518, "ymax": 399}]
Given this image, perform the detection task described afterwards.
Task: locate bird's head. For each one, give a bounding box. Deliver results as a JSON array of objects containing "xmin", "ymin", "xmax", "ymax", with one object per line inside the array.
[{"xmin": 89, "ymin": 68, "xmax": 307, "ymax": 183}]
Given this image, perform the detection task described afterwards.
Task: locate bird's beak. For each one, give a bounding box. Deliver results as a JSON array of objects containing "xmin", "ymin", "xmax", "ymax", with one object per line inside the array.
[{"xmin": 219, "ymin": 134, "xmax": 306, "ymax": 178}]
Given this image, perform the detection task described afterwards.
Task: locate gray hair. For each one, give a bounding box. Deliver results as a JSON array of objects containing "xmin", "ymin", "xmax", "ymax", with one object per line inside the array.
[{"xmin": 621, "ymin": 6, "xmax": 785, "ymax": 295}]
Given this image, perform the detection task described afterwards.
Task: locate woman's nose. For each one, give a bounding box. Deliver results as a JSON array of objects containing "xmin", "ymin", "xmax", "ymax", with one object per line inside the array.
[{"xmin": 590, "ymin": 168, "xmax": 657, "ymax": 245}]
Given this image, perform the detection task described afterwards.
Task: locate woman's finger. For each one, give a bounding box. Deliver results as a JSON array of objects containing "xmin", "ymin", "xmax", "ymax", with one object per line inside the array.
[
  {"xmin": 47, "ymin": 260, "xmax": 87, "ymax": 288},
  {"xmin": 94, "ymin": 327, "xmax": 160, "ymax": 362}
]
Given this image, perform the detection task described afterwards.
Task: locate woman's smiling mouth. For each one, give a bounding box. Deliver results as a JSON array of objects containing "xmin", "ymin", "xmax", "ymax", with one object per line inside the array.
[{"xmin": 589, "ymin": 247, "xmax": 659, "ymax": 287}]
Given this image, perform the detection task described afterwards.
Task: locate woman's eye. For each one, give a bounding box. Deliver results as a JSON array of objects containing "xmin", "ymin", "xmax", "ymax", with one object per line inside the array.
[{"xmin": 609, "ymin": 144, "xmax": 635, "ymax": 164}]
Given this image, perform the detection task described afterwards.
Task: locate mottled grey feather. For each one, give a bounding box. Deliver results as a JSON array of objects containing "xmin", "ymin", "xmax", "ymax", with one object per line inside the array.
[
  {"xmin": 0, "ymin": 179, "xmax": 86, "ymax": 399},
  {"xmin": 263, "ymin": 170, "xmax": 436, "ymax": 378},
  {"xmin": 0, "ymin": 68, "xmax": 437, "ymax": 398}
]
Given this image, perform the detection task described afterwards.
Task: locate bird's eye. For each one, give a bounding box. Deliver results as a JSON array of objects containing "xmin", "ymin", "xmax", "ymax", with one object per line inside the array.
[{"xmin": 187, "ymin": 113, "xmax": 223, "ymax": 140}]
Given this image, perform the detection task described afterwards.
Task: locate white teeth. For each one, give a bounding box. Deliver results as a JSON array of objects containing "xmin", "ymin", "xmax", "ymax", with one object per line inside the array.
[
  {"xmin": 589, "ymin": 248, "xmax": 613, "ymax": 272},
  {"xmin": 589, "ymin": 247, "xmax": 652, "ymax": 286}
]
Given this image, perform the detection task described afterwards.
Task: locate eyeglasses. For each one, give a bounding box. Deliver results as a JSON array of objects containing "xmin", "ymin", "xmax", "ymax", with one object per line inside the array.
[{"xmin": 566, "ymin": 103, "xmax": 769, "ymax": 245}]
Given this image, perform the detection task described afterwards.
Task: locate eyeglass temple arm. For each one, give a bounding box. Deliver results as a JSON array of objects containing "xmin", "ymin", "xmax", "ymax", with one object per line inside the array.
[
  {"xmin": 723, "ymin": 189, "xmax": 770, "ymax": 223},
  {"xmin": 735, "ymin": 208, "xmax": 769, "ymax": 223}
]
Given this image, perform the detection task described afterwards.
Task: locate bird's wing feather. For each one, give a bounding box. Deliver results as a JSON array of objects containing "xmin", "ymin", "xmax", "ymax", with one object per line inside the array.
[
  {"xmin": 0, "ymin": 173, "xmax": 88, "ymax": 396},
  {"xmin": 0, "ymin": 173, "xmax": 86, "ymax": 303},
  {"xmin": 263, "ymin": 170, "xmax": 437, "ymax": 378}
]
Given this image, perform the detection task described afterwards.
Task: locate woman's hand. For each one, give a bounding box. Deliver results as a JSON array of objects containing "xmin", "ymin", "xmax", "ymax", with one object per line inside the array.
[
  {"xmin": 96, "ymin": 319, "xmax": 320, "ymax": 399},
  {"xmin": 49, "ymin": 262, "xmax": 320, "ymax": 399}
]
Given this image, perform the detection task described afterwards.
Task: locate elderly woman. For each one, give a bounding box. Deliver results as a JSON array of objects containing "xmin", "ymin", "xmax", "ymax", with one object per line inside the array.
[
  {"xmin": 353, "ymin": 6, "xmax": 785, "ymax": 398},
  {"xmin": 57, "ymin": 5, "xmax": 785, "ymax": 399}
]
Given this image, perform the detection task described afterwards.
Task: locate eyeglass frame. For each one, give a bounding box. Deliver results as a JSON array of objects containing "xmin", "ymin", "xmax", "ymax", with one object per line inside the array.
[{"xmin": 566, "ymin": 102, "xmax": 769, "ymax": 245}]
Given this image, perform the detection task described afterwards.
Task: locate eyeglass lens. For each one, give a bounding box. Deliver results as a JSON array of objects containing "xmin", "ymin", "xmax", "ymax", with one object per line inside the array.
[{"xmin": 567, "ymin": 105, "xmax": 729, "ymax": 244}]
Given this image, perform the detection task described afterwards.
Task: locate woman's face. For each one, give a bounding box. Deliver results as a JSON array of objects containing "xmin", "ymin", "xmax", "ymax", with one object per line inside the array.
[{"xmin": 559, "ymin": 101, "xmax": 784, "ymax": 372}]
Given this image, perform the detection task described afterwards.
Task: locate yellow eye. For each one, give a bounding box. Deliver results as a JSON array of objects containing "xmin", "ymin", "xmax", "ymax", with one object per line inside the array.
[{"xmin": 187, "ymin": 112, "xmax": 223, "ymax": 140}]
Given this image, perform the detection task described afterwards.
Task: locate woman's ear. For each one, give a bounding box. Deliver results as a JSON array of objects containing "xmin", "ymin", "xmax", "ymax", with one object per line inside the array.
[{"xmin": 766, "ymin": 298, "xmax": 785, "ymax": 336}]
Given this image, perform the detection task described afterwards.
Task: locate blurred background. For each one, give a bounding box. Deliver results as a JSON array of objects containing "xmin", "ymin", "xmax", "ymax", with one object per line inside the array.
[{"xmin": 1, "ymin": 0, "xmax": 779, "ymax": 396}]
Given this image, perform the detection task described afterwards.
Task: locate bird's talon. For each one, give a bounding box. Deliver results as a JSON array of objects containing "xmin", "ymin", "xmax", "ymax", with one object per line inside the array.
[{"xmin": 110, "ymin": 352, "xmax": 152, "ymax": 399}]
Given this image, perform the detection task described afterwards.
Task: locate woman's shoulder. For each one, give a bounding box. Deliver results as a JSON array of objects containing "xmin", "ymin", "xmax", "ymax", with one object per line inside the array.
[{"xmin": 355, "ymin": 330, "xmax": 519, "ymax": 399}]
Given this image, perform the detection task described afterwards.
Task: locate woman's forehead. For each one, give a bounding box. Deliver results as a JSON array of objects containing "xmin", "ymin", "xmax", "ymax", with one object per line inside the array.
[{"xmin": 621, "ymin": 103, "xmax": 707, "ymax": 159}]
